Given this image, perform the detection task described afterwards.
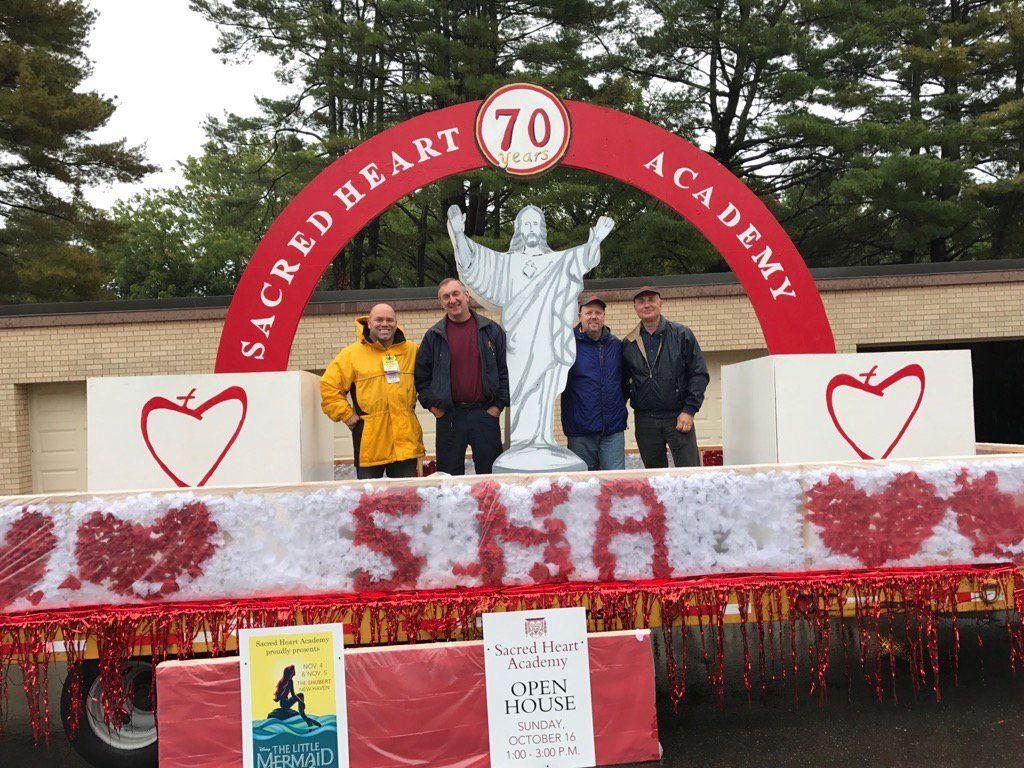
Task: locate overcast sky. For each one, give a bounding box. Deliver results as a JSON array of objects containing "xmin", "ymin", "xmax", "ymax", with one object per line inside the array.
[{"xmin": 82, "ymin": 0, "xmax": 286, "ymax": 208}]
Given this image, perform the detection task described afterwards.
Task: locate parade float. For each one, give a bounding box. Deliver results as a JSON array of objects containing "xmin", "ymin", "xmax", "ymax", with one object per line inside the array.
[{"xmin": 2, "ymin": 84, "xmax": 1022, "ymax": 768}]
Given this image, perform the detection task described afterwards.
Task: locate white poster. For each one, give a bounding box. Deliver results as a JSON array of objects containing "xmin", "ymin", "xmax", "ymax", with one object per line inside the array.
[
  {"xmin": 722, "ymin": 351, "xmax": 976, "ymax": 465},
  {"xmin": 87, "ymin": 371, "xmax": 334, "ymax": 491},
  {"xmin": 238, "ymin": 623, "xmax": 348, "ymax": 768},
  {"xmin": 483, "ymin": 607, "xmax": 596, "ymax": 768}
]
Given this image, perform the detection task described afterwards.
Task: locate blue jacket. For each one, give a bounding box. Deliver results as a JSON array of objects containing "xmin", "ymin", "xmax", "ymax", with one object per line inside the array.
[{"xmin": 560, "ymin": 325, "xmax": 629, "ymax": 437}]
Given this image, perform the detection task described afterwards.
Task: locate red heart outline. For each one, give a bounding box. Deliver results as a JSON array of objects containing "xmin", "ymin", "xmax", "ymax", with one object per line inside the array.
[
  {"xmin": 825, "ymin": 364, "xmax": 925, "ymax": 460},
  {"xmin": 140, "ymin": 386, "xmax": 248, "ymax": 487}
]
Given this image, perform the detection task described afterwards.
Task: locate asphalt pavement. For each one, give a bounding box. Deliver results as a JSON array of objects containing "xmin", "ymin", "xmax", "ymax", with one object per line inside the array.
[{"xmin": 3, "ymin": 616, "xmax": 1024, "ymax": 767}]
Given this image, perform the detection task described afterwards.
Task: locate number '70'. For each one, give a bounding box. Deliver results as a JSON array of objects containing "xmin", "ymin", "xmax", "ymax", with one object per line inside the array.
[{"xmin": 494, "ymin": 108, "xmax": 552, "ymax": 150}]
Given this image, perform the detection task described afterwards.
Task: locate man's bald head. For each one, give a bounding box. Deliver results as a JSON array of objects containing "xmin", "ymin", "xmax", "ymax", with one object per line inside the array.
[
  {"xmin": 367, "ymin": 302, "xmax": 398, "ymax": 346},
  {"xmin": 370, "ymin": 302, "xmax": 396, "ymax": 320}
]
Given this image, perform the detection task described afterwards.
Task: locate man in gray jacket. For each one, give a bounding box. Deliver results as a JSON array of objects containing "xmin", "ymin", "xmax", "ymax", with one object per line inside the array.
[{"xmin": 621, "ymin": 286, "xmax": 710, "ymax": 468}]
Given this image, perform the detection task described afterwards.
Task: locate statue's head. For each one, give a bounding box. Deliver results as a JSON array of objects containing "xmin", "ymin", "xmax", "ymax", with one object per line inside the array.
[{"xmin": 509, "ymin": 205, "xmax": 550, "ymax": 253}]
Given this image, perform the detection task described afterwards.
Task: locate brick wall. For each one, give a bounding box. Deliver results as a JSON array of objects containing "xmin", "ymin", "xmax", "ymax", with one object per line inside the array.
[{"xmin": 2, "ymin": 272, "xmax": 1023, "ymax": 494}]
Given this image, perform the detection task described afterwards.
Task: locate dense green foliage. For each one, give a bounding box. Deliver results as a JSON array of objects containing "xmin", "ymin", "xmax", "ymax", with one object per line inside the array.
[
  {"xmin": 3, "ymin": 0, "xmax": 1024, "ymax": 302},
  {"xmin": 0, "ymin": 0, "xmax": 152, "ymax": 302}
]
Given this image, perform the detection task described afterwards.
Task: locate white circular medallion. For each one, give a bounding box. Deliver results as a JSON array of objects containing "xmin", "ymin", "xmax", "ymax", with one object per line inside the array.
[{"xmin": 474, "ymin": 83, "xmax": 571, "ymax": 176}]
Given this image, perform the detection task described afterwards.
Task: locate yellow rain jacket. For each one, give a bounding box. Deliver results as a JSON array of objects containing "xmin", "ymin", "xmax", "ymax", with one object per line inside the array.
[{"xmin": 320, "ymin": 317, "xmax": 425, "ymax": 467}]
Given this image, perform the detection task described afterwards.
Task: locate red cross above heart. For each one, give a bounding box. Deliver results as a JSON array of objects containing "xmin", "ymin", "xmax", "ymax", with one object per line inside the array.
[
  {"xmin": 140, "ymin": 386, "xmax": 248, "ymax": 487},
  {"xmin": 825, "ymin": 364, "xmax": 925, "ymax": 460}
]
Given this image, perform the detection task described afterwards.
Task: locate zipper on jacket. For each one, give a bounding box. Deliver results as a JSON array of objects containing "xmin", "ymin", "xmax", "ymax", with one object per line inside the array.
[{"xmin": 598, "ymin": 340, "xmax": 606, "ymax": 435}]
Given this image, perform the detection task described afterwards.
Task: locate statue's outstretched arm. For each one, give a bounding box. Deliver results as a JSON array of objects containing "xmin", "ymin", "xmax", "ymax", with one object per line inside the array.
[
  {"xmin": 447, "ymin": 205, "xmax": 503, "ymax": 268},
  {"xmin": 447, "ymin": 205, "xmax": 509, "ymax": 305},
  {"xmin": 446, "ymin": 205, "xmax": 472, "ymax": 269},
  {"xmin": 571, "ymin": 215, "xmax": 616, "ymax": 275}
]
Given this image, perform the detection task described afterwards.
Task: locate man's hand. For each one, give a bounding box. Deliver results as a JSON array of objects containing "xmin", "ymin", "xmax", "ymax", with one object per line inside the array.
[
  {"xmin": 430, "ymin": 406, "xmax": 446, "ymax": 419},
  {"xmin": 593, "ymin": 215, "xmax": 615, "ymax": 242},
  {"xmin": 676, "ymin": 412, "xmax": 693, "ymax": 433},
  {"xmin": 486, "ymin": 406, "xmax": 501, "ymax": 418},
  {"xmin": 344, "ymin": 413, "xmax": 361, "ymax": 430},
  {"xmin": 447, "ymin": 205, "xmax": 466, "ymax": 234}
]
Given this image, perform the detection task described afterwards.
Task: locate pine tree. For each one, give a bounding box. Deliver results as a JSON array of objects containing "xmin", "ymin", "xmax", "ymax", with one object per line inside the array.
[
  {"xmin": 782, "ymin": 0, "xmax": 1004, "ymax": 265},
  {"xmin": 171, "ymin": 0, "xmax": 639, "ymax": 293},
  {"xmin": 976, "ymin": 1, "xmax": 1024, "ymax": 258},
  {"xmin": 0, "ymin": 0, "xmax": 152, "ymax": 302}
]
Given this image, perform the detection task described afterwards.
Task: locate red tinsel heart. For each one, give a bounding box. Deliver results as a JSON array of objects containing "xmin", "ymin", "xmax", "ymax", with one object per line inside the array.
[
  {"xmin": 0, "ymin": 510, "xmax": 57, "ymax": 610},
  {"xmin": 805, "ymin": 473, "xmax": 945, "ymax": 567},
  {"xmin": 75, "ymin": 502, "xmax": 219, "ymax": 598},
  {"xmin": 950, "ymin": 470, "xmax": 1024, "ymax": 559}
]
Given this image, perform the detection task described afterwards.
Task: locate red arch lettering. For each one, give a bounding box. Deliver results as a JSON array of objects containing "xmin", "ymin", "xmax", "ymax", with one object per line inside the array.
[{"xmin": 215, "ymin": 99, "xmax": 834, "ymax": 372}]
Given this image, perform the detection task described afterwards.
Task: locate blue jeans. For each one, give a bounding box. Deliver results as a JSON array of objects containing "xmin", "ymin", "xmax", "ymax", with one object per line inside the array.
[{"xmin": 567, "ymin": 431, "xmax": 626, "ymax": 471}]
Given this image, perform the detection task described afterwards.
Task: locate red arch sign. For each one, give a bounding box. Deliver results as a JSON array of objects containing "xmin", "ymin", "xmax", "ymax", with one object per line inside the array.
[{"xmin": 215, "ymin": 95, "xmax": 835, "ymax": 372}]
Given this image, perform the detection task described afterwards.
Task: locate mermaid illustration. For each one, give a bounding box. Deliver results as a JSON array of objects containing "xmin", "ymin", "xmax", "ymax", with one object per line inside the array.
[{"xmin": 268, "ymin": 665, "xmax": 321, "ymax": 729}]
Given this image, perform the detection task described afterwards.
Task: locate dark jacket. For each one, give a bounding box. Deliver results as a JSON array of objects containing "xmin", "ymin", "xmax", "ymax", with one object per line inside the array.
[
  {"xmin": 621, "ymin": 318, "xmax": 709, "ymax": 416},
  {"xmin": 560, "ymin": 325, "xmax": 629, "ymax": 437},
  {"xmin": 414, "ymin": 310, "xmax": 510, "ymax": 411}
]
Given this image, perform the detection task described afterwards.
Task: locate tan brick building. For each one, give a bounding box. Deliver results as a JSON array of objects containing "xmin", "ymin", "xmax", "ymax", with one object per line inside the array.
[{"xmin": 2, "ymin": 260, "xmax": 1023, "ymax": 495}]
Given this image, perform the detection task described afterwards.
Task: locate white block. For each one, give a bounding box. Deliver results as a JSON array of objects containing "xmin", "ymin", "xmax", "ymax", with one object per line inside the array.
[
  {"xmin": 87, "ymin": 372, "xmax": 334, "ymax": 491},
  {"xmin": 722, "ymin": 351, "xmax": 975, "ymax": 465}
]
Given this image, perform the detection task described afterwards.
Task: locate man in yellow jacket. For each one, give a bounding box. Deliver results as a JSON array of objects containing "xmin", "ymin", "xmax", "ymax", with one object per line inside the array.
[{"xmin": 321, "ymin": 303, "xmax": 425, "ymax": 479}]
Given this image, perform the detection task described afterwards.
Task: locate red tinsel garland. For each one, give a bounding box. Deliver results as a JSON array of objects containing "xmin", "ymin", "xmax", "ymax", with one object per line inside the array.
[{"xmin": 1, "ymin": 563, "xmax": 1017, "ymax": 744}]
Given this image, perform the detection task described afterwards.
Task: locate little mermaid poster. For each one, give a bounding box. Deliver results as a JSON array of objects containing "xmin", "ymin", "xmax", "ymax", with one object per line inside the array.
[{"xmin": 239, "ymin": 623, "xmax": 348, "ymax": 768}]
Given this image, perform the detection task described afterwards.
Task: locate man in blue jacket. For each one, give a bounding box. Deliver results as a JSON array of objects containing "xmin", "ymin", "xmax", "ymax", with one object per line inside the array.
[{"xmin": 560, "ymin": 295, "xmax": 629, "ymax": 471}]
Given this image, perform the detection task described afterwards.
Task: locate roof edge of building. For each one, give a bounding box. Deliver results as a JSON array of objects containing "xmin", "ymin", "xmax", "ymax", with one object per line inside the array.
[{"xmin": 2, "ymin": 258, "xmax": 1023, "ymax": 328}]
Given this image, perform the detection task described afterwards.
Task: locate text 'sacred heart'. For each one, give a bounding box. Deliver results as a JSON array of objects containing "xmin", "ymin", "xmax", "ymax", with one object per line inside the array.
[
  {"xmin": 0, "ymin": 510, "xmax": 57, "ymax": 609},
  {"xmin": 825, "ymin": 364, "xmax": 925, "ymax": 460},
  {"xmin": 140, "ymin": 386, "xmax": 248, "ymax": 487},
  {"xmin": 75, "ymin": 502, "xmax": 220, "ymax": 598}
]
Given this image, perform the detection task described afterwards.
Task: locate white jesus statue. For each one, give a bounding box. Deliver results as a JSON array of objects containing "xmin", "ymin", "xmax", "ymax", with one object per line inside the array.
[{"xmin": 447, "ymin": 203, "xmax": 615, "ymax": 473}]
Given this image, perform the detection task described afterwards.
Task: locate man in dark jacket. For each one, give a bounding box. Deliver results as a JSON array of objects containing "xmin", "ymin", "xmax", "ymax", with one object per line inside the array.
[
  {"xmin": 621, "ymin": 286, "xmax": 710, "ymax": 468},
  {"xmin": 561, "ymin": 295, "xmax": 628, "ymax": 471},
  {"xmin": 414, "ymin": 278, "xmax": 510, "ymax": 475}
]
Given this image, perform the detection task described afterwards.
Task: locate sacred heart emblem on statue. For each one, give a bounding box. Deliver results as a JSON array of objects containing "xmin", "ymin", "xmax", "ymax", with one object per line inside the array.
[
  {"xmin": 524, "ymin": 617, "xmax": 547, "ymax": 637},
  {"xmin": 825, "ymin": 364, "xmax": 925, "ymax": 460},
  {"xmin": 140, "ymin": 386, "xmax": 248, "ymax": 487}
]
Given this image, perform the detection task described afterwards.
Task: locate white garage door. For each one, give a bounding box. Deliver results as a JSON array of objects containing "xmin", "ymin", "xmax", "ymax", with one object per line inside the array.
[{"xmin": 30, "ymin": 381, "xmax": 88, "ymax": 493}]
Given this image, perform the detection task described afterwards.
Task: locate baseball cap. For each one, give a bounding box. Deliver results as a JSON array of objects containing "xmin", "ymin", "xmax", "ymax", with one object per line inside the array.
[
  {"xmin": 579, "ymin": 294, "xmax": 606, "ymax": 309},
  {"xmin": 632, "ymin": 285, "xmax": 661, "ymax": 300}
]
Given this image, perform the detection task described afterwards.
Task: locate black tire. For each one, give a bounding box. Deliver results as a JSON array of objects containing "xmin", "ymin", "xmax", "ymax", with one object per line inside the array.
[{"xmin": 60, "ymin": 659, "xmax": 158, "ymax": 768}]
